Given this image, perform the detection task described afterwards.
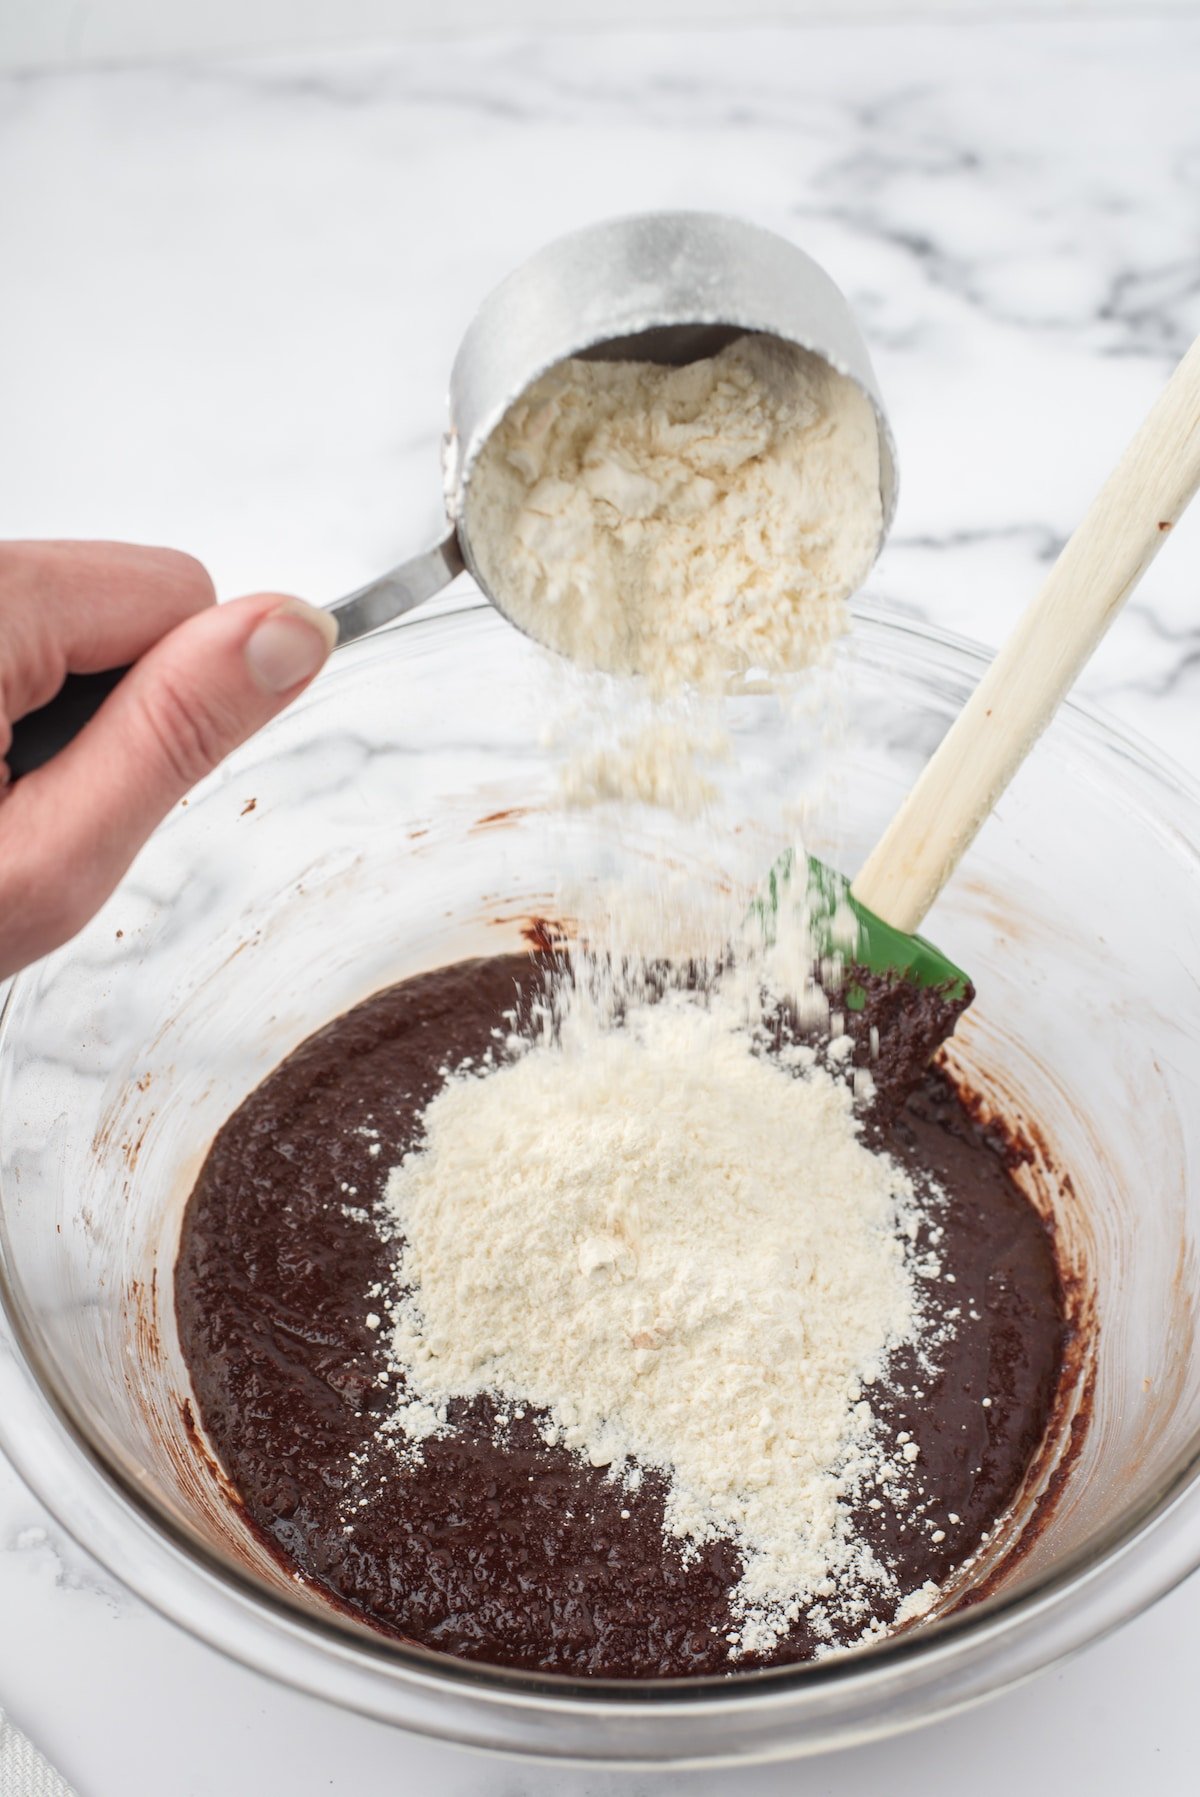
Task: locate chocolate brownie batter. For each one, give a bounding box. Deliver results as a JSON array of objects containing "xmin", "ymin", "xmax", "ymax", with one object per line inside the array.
[{"xmin": 175, "ymin": 953, "xmax": 1066, "ymax": 1678}]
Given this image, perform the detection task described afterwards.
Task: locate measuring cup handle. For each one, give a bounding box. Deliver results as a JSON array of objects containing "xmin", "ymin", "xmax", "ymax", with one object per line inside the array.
[{"xmin": 329, "ymin": 527, "xmax": 465, "ymax": 646}]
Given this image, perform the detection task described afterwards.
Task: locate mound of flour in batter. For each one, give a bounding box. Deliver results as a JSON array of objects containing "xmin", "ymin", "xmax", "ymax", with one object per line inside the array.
[{"xmin": 382, "ymin": 978, "xmax": 941, "ymax": 1654}]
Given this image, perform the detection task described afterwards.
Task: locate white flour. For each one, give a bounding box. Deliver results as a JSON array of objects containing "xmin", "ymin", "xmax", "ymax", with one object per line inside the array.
[
  {"xmin": 559, "ymin": 716, "xmax": 730, "ymax": 819},
  {"xmin": 466, "ymin": 335, "xmax": 882, "ymax": 690},
  {"xmin": 381, "ymin": 979, "xmax": 940, "ymax": 1654}
]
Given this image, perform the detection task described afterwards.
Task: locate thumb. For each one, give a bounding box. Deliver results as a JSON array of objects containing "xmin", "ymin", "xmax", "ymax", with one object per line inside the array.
[{"xmin": 6, "ymin": 594, "xmax": 336, "ymax": 941}]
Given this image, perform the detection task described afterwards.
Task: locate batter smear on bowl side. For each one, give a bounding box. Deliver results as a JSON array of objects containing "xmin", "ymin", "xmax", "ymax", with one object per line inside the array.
[{"xmin": 175, "ymin": 950, "xmax": 1065, "ymax": 1676}]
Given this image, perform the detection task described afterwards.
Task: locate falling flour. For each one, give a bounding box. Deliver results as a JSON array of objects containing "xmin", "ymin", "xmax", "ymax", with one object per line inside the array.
[
  {"xmin": 559, "ymin": 716, "xmax": 730, "ymax": 819},
  {"xmin": 466, "ymin": 335, "xmax": 882, "ymax": 690},
  {"xmin": 382, "ymin": 980, "xmax": 942, "ymax": 1654}
]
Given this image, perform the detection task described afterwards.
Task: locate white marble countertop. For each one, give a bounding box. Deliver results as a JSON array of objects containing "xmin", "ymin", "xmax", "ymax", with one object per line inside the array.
[{"xmin": 2, "ymin": 14, "xmax": 1199, "ymax": 1793}]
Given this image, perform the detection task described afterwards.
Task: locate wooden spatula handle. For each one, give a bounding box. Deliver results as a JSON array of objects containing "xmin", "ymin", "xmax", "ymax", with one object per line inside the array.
[{"xmin": 853, "ymin": 332, "xmax": 1200, "ymax": 936}]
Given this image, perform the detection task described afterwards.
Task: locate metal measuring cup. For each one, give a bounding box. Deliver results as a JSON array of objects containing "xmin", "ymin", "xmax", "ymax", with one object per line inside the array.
[
  {"xmin": 7, "ymin": 212, "xmax": 896, "ymax": 777},
  {"xmin": 330, "ymin": 209, "xmax": 898, "ymax": 648}
]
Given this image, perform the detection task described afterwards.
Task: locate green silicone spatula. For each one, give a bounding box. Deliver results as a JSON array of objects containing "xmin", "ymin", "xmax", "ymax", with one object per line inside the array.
[{"xmin": 776, "ymin": 329, "xmax": 1200, "ymax": 1018}]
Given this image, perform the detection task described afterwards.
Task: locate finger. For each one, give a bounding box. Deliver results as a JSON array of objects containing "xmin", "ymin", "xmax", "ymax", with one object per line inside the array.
[
  {"xmin": 0, "ymin": 593, "xmax": 336, "ymax": 975},
  {"xmin": 0, "ymin": 540, "xmax": 215, "ymax": 723}
]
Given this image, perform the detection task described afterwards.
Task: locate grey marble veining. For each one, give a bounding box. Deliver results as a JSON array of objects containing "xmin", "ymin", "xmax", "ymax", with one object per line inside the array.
[{"xmin": 1, "ymin": 16, "xmax": 1199, "ymax": 1795}]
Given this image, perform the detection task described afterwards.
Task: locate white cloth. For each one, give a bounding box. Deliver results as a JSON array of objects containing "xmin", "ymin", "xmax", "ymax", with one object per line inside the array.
[{"xmin": 0, "ymin": 1713, "xmax": 76, "ymax": 1797}]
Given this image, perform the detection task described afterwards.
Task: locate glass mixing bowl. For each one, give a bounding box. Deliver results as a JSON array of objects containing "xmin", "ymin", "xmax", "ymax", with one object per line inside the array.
[{"xmin": 2, "ymin": 597, "xmax": 1199, "ymax": 1767}]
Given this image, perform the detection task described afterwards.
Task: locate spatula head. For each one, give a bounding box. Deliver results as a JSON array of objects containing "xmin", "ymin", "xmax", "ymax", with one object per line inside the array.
[{"xmin": 755, "ymin": 851, "xmax": 972, "ymax": 1009}]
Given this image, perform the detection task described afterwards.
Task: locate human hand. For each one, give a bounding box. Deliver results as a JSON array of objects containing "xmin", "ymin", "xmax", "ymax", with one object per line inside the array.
[{"xmin": 0, "ymin": 540, "xmax": 336, "ymax": 979}]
